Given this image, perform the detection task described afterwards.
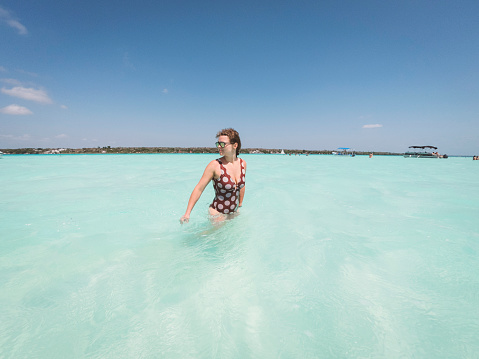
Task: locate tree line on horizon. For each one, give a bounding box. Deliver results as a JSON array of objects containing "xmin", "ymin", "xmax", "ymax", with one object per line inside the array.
[{"xmin": 1, "ymin": 146, "xmax": 401, "ymax": 156}]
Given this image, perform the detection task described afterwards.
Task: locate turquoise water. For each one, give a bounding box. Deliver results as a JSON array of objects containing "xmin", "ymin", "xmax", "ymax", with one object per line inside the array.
[{"xmin": 1, "ymin": 154, "xmax": 478, "ymax": 358}]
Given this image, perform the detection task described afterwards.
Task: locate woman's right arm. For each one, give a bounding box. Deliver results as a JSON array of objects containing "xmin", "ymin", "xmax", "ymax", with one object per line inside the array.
[{"xmin": 180, "ymin": 161, "xmax": 217, "ymax": 223}]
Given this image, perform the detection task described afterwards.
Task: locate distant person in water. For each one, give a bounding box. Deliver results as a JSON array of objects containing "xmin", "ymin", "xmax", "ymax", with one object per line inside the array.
[{"xmin": 180, "ymin": 128, "xmax": 247, "ymax": 224}]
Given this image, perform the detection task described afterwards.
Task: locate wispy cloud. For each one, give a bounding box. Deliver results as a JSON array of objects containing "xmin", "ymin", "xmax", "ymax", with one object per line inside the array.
[
  {"xmin": 0, "ymin": 6, "xmax": 28, "ymax": 35},
  {"xmin": 16, "ymin": 69, "xmax": 38, "ymax": 77},
  {"xmin": 0, "ymin": 66, "xmax": 7, "ymax": 72},
  {"xmin": 362, "ymin": 124, "xmax": 383, "ymax": 129},
  {"xmin": 60, "ymin": 105, "xmax": 68, "ymax": 109},
  {"xmin": 162, "ymin": 88, "xmax": 169, "ymax": 94},
  {"xmin": 1, "ymin": 86, "xmax": 53, "ymax": 104},
  {"xmin": 55, "ymin": 134, "xmax": 68, "ymax": 139},
  {"xmin": 1, "ymin": 78, "xmax": 23, "ymax": 85},
  {"xmin": 0, "ymin": 104, "xmax": 33, "ymax": 115}
]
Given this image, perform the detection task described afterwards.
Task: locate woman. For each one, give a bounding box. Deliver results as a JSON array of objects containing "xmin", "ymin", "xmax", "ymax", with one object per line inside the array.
[{"xmin": 180, "ymin": 128, "xmax": 247, "ymax": 223}]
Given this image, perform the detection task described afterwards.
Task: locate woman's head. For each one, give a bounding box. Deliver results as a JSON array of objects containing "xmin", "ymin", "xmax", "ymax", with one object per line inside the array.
[{"xmin": 216, "ymin": 128, "xmax": 241, "ymax": 156}]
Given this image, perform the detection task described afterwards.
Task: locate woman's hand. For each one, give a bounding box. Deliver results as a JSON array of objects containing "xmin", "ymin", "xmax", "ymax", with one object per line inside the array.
[{"xmin": 180, "ymin": 214, "xmax": 189, "ymax": 224}]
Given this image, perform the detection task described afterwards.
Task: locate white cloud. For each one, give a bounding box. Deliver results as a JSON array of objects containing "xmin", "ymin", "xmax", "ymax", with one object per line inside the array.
[
  {"xmin": 60, "ymin": 105, "xmax": 68, "ymax": 109},
  {"xmin": 7, "ymin": 19, "xmax": 27, "ymax": 35},
  {"xmin": 1, "ymin": 78, "xmax": 22, "ymax": 85},
  {"xmin": 1, "ymin": 86, "xmax": 53, "ymax": 104},
  {"xmin": 362, "ymin": 124, "xmax": 383, "ymax": 129},
  {"xmin": 0, "ymin": 7, "xmax": 28, "ymax": 35},
  {"xmin": 162, "ymin": 88, "xmax": 169, "ymax": 94},
  {"xmin": 0, "ymin": 104, "xmax": 33, "ymax": 115},
  {"xmin": 16, "ymin": 69, "xmax": 38, "ymax": 77},
  {"xmin": 55, "ymin": 134, "xmax": 68, "ymax": 139}
]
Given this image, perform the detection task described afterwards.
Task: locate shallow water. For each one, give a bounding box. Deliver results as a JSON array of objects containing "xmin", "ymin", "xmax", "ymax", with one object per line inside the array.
[{"xmin": 1, "ymin": 154, "xmax": 478, "ymax": 358}]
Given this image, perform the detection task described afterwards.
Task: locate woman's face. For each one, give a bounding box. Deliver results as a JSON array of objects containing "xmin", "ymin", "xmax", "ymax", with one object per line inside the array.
[{"xmin": 216, "ymin": 135, "xmax": 235, "ymax": 156}]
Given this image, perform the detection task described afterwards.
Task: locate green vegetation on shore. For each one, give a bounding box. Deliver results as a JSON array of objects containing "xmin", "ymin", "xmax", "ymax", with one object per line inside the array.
[{"xmin": 1, "ymin": 147, "xmax": 401, "ymax": 156}]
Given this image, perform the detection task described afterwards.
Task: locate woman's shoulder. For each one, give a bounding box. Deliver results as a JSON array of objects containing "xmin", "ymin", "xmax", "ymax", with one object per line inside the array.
[
  {"xmin": 207, "ymin": 158, "xmax": 221, "ymax": 168},
  {"xmin": 201, "ymin": 159, "xmax": 221, "ymax": 180},
  {"xmin": 206, "ymin": 159, "xmax": 222, "ymax": 174}
]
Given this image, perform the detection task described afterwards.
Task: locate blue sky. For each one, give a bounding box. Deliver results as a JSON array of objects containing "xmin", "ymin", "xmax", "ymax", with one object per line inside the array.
[{"xmin": 1, "ymin": 0, "xmax": 478, "ymax": 154}]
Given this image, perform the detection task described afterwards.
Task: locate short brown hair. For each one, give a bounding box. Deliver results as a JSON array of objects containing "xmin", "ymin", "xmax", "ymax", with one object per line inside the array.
[{"xmin": 216, "ymin": 128, "xmax": 241, "ymax": 156}]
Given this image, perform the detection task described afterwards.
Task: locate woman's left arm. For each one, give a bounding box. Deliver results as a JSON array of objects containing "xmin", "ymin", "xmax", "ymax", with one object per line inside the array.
[
  {"xmin": 239, "ymin": 186, "xmax": 246, "ymax": 207},
  {"xmin": 238, "ymin": 160, "xmax": 247, "ymax": 207}
]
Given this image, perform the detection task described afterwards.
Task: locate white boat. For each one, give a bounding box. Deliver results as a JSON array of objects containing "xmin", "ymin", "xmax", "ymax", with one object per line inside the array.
[
  {"xmin": 333, "ymin": 147, "xmax": 355, "ymax": 157},
  {"xmin": 280, "ymin": 149, "xmax": 285, "ymax": 155},
  {"xmin": 404, "ymin": 146, "xmax": 448, "ymax": 158}
]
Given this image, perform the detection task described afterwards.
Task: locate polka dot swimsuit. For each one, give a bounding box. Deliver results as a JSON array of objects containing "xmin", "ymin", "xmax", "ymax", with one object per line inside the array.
[{"xmin": 210, "ymin": 158, "xmax": 246, "ymax": 214}]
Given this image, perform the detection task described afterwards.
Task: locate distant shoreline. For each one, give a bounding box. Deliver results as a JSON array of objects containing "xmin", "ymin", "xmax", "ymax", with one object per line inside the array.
[{"xmin": 0, "ymin": 147, "xmax": 402, "ymax": 156}]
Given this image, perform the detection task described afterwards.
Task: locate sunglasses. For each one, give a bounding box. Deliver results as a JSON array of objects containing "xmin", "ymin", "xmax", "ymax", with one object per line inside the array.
[{"xmin": 215, "ymin": 141, "xmax": 231, "ymax": 148}]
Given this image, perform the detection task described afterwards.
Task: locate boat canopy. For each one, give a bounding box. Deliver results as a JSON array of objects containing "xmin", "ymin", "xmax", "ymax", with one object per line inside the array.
[{"xmin": 408, "ymin": 146, "xmax": 437, "ymax": 150}]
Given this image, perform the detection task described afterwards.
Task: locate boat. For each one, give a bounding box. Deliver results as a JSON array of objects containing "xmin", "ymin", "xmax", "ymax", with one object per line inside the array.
[
  {"xmin": 404, "ymin": 146, "xmax": 448, "ymax": 158},
  {"xmin": 332, "ymin": 147, "xmax": 355, "ymax": 157},
  {"xmin": 280, "ymin": 149, "xmax": 285, "ymax": 155}
]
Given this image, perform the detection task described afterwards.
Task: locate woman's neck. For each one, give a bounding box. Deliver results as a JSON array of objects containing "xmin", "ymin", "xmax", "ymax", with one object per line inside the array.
[{"xmin": 222, "ymin": 153, "xmax": 236, "ymax": 164}]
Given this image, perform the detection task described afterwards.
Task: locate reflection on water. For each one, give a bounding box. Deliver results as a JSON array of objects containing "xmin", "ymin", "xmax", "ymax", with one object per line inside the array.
[{"xmin": 1, "ymin": 155, "xmax": 478, "ymax": 358}]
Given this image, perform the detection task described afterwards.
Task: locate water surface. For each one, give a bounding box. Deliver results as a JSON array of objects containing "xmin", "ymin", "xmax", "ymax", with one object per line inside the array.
[{"xmin": 1, "ymin": 154, "xmax": 478, "ymax": 358}]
